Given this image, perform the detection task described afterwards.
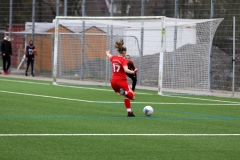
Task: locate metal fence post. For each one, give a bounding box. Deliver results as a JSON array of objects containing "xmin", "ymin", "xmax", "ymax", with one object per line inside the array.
[
  {"xmin": 139, "ymin": 0, "xmax": 145, "ymax": 86},
  {"xmin": 56, "ymin": 0, "xmax": 59, "ymax": 16},
  {"xmin": 32, "ymin": 0, "xmax": 36, "ymax": 42},
  {"xmin": 108, "ymin": 0, "xmax": 114, "ymax": 83},
  {"xmin": 209, "ymin": 0, "xmax": 214, "ymax": 92},
  {"xmin": 9, "ymin": 0, "xmax": 12, "ymax": 40},
  {"xmin": 172, "ymin": 0, "xmax": 178, "ymax": 88},
  {"xmin": 232, "ymin": 16, "xmax": 236, "ymax": 97},
  {"xmin": 64, "ymin": 0, "xmax": 67, "ymax": 16},
  {"xmin": 80, "ymin": 0, "xmax": 86, "ymax": 80}
]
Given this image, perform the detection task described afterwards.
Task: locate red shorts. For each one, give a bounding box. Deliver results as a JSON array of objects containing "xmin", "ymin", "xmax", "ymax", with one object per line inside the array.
[{"xmin": 111, "ymin": 79, "xmax": 132, "ymax": 93}]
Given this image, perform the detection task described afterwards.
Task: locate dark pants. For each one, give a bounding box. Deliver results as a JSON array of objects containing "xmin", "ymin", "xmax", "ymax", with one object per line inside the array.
[
  {"xmin": 2, "ymin": 55, "xmax": 11, "ymax": 72},
  {"xmin": 26, "ymin": 59, "xmax": 34, "ymax": 75},
  {"xmin": 127, "ymin": 73, "xmax": 137, "ymax": 91}
]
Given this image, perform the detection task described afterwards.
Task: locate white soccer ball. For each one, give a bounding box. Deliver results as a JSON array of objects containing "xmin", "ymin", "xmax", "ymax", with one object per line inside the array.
[{"xmin": 143, "ymin": 106, "xmax": 154, "ymax": 116}]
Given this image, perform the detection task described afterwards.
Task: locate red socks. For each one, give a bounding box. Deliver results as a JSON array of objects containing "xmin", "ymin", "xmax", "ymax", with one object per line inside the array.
[{"xmin": 124, "ymin": 98, "xmax": 132, "ymax": 112}]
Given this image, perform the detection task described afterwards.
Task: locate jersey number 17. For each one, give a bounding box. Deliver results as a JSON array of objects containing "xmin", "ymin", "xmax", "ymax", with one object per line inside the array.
[{"xmin": 113, "ymin": 63, "xmax": 120, "ymax": 72}]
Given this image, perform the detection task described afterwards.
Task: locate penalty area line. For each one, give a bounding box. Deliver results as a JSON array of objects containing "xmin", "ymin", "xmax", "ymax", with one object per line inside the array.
[
  {"xmin": 0, "ymin": 90, "xmax": 238, "ymax": 106},
  {"xmin": 55, "ymin": 84, "xmax": 153, "ymax": 95},
  {"xmin": 0, "ymin": 90, "xmax": 155, "ymax": 104},
  {"xmin": 0, "ymin": 78, "xmax": 50, "ymax": 85},
  {"xmin": 0, "ymin": 134, "xmax": 240, "ymax": 137}
]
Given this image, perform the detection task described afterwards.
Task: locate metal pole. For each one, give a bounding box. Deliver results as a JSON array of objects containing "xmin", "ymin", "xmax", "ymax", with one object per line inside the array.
[
  {"xmin": 64, "ymin": 0, "xmax": 67, "ymax": 16},
  {"xmin": 8, "ymin": 0, "xmax": 13, "ymax": 75},
  {"xmin": 51, "ymin": 34, "xmax": 54, "ymax": 76},
  {"xmin": 81, "ymin": 0, "xmax": 86, "ymax": 80},
  {"xmin": 24, "ymin": 34, "xmax": 27, "ymax": 70},
  {"xmin": 211, "ymin": 0, "xmax": 214, "ymax": 18},
  {"xmin": 158, "ymin": 17, "xmax": 166, "ymax": 95},
  {"xmin": 110, "ymin": 0, "xmax": 114, "ymax": 17},
  {"xmin": 109, "ymin": 0, "xmax": 114, "ymax": 83},
  {"xmin": 105, "ymin": 26, "xmax": 110, "ymax": 86},
  {"xmin": 110, "ymin": 0, "xmax": 114, "ymax": 51},
  {"xmin": 59, "ymin": 34, "xmax": 62, "ymax": 78},
  {"xmin": 82, "ymin": 0, "xmax": 86, "ymax": 16},
  {"xmin": 56, "ymin": 0, "xmax": 59, "ymax": 16},
  {"xmin": 174, "ymin": 0, "xmax": 178, "ymax": 18},
  {"xmin": 172, "ymin": 0, "xmax": 178, "ymax": 88},
  {"xmin": 32, "ymin": 0, "xmax": 36, "ymax": 42},
  {"xmin": 53, "ymin": 18, "xmax": 59, "ymax": 84},
  {"xmin": 110, "ymin": 0, "xmax": 114, "ymax": 49},
  {"xmin": 9, "ymin": 0, "xmax": 13, "ymax": 40},
  {"xmin": 209, "ymin": 0, "xmax": 214, "ymax": 91},
  {"xmin": 232, "ymin": 16, "xmax": 235, "ymax": 97},
  {"xmin": 139, "ymin": 0, "xmax": 145, "ymax": 86}
]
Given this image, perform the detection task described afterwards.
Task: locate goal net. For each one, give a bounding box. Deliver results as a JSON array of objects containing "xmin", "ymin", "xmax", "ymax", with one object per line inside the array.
[{"xmin": 53, "ymin": 16, "xmax": 223, "ymax": 95}]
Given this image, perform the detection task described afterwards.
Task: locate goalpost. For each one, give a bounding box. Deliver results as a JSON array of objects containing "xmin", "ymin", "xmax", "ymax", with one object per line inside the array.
[{"xmin": 53, "ymin": 16, "xmax": 223, "ymax": 95}]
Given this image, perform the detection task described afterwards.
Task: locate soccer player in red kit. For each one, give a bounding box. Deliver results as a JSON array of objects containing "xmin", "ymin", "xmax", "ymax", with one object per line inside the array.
[{"xmin": 106, "ymin": 39, "xmax": 137, "ymax": 117}]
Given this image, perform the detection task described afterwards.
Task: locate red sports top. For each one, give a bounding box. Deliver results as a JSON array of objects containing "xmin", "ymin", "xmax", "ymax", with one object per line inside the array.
[{"xmin": 110, "ymin": 55, "xmax": 128, "ymax": 80}]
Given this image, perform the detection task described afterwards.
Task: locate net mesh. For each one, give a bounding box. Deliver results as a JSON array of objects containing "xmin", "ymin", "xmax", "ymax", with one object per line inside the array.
[{"xmin": 53, "ymin": 17, "xmax": 223, "ymax": 95}]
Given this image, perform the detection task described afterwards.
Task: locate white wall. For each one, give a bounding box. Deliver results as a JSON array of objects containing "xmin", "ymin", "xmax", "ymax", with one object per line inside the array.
[{"xmin": 124, "ymin": 25, "xmax": 196, "ymax": 56}]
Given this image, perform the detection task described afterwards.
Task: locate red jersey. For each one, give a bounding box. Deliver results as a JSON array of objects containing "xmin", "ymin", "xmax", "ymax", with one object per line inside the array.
[{"xmin": 110, "ymin": 55, "xmax": 128, "ymax": 80}]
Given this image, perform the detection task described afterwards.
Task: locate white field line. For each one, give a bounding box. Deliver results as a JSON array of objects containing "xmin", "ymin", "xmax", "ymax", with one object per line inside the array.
[
  {"xmin": 0, "ymin": 78, "xmax": 239, "ymax": 104},
  {"xmin": 132, "ymin": 102, "xmax": 240, "ymax": 105},
  {"xmin": 0, "ymin": 78, "xmax": 50, "ymax": 85},
  {"xmin": 163, "ymin": 94, "xmax": 240, "ymax": 104},
  {"xmin": 0, "ymin": 90, "xmax": 239, "ymax": 105},
  {"xmin": 0, "ymin": 134, "xmax": 240, "ymax": 137},
  {"xmin": 0, "ymin": 78, "xmax": 151, "ymax": 95},
  {"xmin": 54, "ymin": 84, "xmax": 240, "ymax": 104},
  {"xmin": 0, "ymin": 90, "xmax": 96, "ymax": 103},
  {"xmin": 56, "ymin": 84, "xmax": 152, "ymax": 95}
]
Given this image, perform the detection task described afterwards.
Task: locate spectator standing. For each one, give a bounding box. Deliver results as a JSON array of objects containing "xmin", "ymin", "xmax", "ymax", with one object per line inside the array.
[
  {"xmin": 1, "ymin": 35, "xmax": 12, "ymax": 75},
  {"xmin": 25, "ymin": 40, "xmax": 36, "ymax": 77}
]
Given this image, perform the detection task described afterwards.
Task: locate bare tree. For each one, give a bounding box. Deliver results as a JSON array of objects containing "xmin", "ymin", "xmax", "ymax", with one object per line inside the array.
[{"xmin": 66, "ymin": 0, "xmax": 82, "ymax": 16}]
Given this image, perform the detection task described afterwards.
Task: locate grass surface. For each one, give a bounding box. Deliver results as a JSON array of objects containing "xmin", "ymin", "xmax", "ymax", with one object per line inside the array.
[{"xmin": 0, "ymin": 77, "xmax": 240, "ymax": 160}]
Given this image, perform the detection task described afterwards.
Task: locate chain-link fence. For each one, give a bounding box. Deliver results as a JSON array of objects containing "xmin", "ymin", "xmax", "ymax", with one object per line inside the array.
[{"xmin": 0, "ymin": 0, "xmax": 239, "ymax": 95}]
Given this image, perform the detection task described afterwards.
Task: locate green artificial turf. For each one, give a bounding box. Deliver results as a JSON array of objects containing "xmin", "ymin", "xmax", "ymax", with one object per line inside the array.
[{"xmin": 0, "ymin": 77, "xmax": 240, "ymax": 160}]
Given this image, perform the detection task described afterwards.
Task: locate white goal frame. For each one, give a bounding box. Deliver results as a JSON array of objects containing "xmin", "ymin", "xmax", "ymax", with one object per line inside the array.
[
  {"xmin": 53, "ymin": 16, "xmax": 166, "ymax": 94},
  {"xmin": 53, "ymin": 16, "xmax": 223, "ymax": 95}
]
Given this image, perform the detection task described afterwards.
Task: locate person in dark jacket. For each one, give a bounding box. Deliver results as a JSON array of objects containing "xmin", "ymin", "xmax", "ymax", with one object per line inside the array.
[
  {"xmin": 25, "ymin": 40, "xmax": 36, "ymax": 77},
  {"xmin": 1, "ymin": 35, "xmax": 12, "ymax": 75},
  {"xmin": 125, "ymin": 55, "xmax": 138, "ymax": 94}
]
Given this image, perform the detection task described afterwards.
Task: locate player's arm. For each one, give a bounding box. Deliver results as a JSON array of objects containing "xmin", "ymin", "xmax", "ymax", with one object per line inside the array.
[
  {"xmin": 106, "ymin": 50, "xmax": 112, "ymax": 58},
  {"xmin": 123, "ymin": 66, "xmax": 135, "ymax": 74},
  {"xmin": 134, "ymin": 68, "xmax": 138, "ymax": 72}
]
